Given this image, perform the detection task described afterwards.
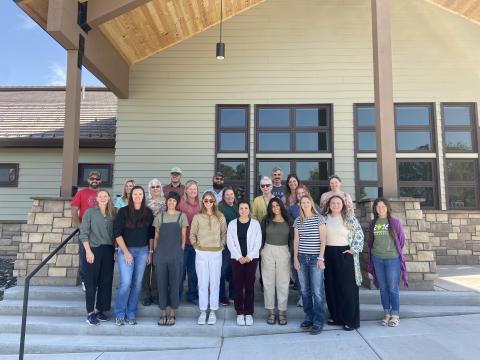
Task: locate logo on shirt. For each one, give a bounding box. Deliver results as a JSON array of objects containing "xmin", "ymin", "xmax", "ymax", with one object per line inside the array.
[{"xmin": 374, "ymin": 223, "xmax": 389, "ymax": 236}]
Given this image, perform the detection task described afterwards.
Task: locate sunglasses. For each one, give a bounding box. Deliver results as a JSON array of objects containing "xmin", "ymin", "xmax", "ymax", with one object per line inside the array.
[
  {"xmin": 150, "ymin": 185, "xmax": 161, "ymax": 189},
  {"xmin": 203, "ymin": 199, "xmax": 215, "ymax": 204},
  {"xmin": 171, "ymin": 173, "xmax": 181, "ymax": 176},
  {"xmin": 89, "ymin": 177, "xmax": 100, "ymax": 181},
  {"xmin": 214, "ymin": 177, "xmax": 224, "ymax": 181},
  {"xmin": 260, "ymin": 184, "xmax": 271, "ymax": 188}
]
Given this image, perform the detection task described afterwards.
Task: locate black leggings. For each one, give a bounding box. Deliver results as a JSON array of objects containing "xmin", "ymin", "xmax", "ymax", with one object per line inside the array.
[{"xmin": 84, "ymin": 245, "xmax": 114, "ymax": 314}]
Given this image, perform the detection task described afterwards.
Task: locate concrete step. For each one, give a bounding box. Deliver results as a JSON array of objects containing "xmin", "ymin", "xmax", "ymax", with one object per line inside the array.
[
  {"xmin": 4, "ymin": 285, "xmax": 480, "ymax": 306},
  {"xmin": 0, "ymin": 332, "xmax": 221, "ymax": 355},
  {"xmin": 2, "ymin": 298, "xmax": 480, "ymax": 321}
]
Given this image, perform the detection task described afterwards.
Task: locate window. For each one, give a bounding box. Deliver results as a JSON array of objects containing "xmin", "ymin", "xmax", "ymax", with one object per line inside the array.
[
  {"xmin": 445, "ymin": 160, "xmax": 478, "ymax": 209},
  {"xmin": 256, "ymin": 105, "xmax": 331, "ymax": 153},
  {"xmin": 355, "ymin": 105, "xmax": 376, "ymax": 152},
  {"xmin": 0, "ymin": 164, "xmax": 19, "ymax": 187},
  {"xmin": 356, "ymin": 159, "xmax": 379, "ymax": 201},
  {"xmin": 217, "ymin": 159, "xmax": 249, "ymax": 201},
  {"xmin": 256, "ymin": 159, "xmax": 332, "ymax": 203},
  {"xmin": 397, "ymin": 159, "xmax": 437, "ymax": 208},
  {"xmin": 216, "ymin": 105, "xmax": 249, "ymax": 153},
  {"xmin": 395, "ymin": 104, "xmax": 435, "ymax": 152},
  {"xmin": 78, "ymin": 164, "xmax": 113, "ymax": 187},
  {"xmin": 442, "ymin": 104, "xmax": 477, "ymax": 152}
]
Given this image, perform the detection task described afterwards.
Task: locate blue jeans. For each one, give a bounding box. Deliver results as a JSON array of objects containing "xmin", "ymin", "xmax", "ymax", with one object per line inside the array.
[
  {"xmin": 372, "ymin": 256, "xmax": 401, "ymax": 316},
  {"xmin": 297, "ymin": 253, "xmax": 325, "ymax": 327},
  {"xmin": 180, "ymin": 245, "xmax": 198, "ymax": 302},
  {"xmin": 220, "ymin": 247, "xmax": 235, "ymax": 300},
  {"xmin": 115, "ymin": 246, "xmax": 148, "ymax": 320}
]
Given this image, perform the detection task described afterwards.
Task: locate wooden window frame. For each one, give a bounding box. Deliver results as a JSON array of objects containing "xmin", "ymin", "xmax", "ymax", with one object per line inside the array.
[
  {"xmin": 354, "ymin": 103, "xmax": 376, "ymax": 153},
  {"xmin": 394, "ymin": 103, "xmax": 436, "ymax": 153},
  {"xmin": 0, "ymin": 163, "xmax": 19, "ymax": 187},
  {"xmin": 397, "ymin": 158, "xmax": 438, "ymax": 209},
  {"xmin": 441, "ymin": 103, "xmax": 478, "ymax": 153},
  {"xmin": 216, "ymin": 105, "xmax": 250, "ymax": 154},
  {"xmin": 78, "ymin": 163, "xmax": 113, "ymax": 187},
  {"xmin": 255, "ymin": 104, "xmax": 332, "ymax": 154}
]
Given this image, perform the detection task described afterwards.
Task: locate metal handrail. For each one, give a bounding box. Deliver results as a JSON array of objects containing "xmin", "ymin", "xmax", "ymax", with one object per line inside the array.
[{"xmin": 18, "ymin": 228, "xmax": 79, "ymax": 360}]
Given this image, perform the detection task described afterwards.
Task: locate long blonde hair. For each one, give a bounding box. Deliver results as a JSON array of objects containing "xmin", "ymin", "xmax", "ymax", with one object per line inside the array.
[
  {"xmin": 97, "ymin": 189, "xmax": 116, "ymax": 219},
  {"xmin": 200, "ymin": 191, "xmax": 224, "ymax": 226},
  {"xmin": 121, "ymin": 179, "xmax": 136, "ymax": 201},
  {"xmin": 299, "ymin": 194, "xmax": 319, "ymax": 224}
]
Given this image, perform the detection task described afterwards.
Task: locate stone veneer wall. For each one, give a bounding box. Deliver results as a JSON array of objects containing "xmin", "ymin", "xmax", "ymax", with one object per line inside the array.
[
  {"xmin": 13, "ymin": 197, "xmax": 79, "ymax": 285},
  {"xmin": 0, "ymin": 221, "xmax": 25, "ymax": 257},
  {"xmin": 357, "ymin": 198, "xmax": 437, "ymax": 291},
  {"xmin": 425, "ymin": 210, "xmax": 480, "ymax": 265}
]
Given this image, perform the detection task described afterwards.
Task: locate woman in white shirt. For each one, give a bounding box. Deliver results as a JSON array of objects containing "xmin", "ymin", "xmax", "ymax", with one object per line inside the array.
[{"xmin": 227, "ymin": 201, "xmax": 262, "ymax": 326}]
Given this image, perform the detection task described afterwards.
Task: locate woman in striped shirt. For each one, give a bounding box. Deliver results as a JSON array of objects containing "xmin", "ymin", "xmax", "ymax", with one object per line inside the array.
[{"xmin": 293, "ymin": 194, "xmax": 326, "ymax": 335}]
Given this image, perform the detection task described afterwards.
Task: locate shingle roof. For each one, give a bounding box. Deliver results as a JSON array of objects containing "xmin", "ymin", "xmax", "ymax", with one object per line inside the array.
[{"xmin": 0, "ymin": 87, "xmax": 117, "ymax": 146}]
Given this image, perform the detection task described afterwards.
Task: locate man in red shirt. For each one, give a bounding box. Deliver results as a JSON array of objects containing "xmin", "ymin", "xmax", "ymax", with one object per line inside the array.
[{"xmin": 71, "ymin": 171, "xmax": 102, "ymax": 291}]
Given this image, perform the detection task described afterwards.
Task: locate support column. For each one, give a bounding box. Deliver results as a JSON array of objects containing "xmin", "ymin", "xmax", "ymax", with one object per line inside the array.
[
  {"xmin": 60, "ymin": 50, "xmax": 82, "ymax": 197},
  {"xmin": 371, "ymin": 0, "xmax": 398, "ymax": 197}
]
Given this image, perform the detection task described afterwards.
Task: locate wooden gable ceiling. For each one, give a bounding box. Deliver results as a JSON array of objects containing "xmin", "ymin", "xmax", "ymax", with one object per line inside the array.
[
  {"xmin": 98, "ymin": 0, "xmax": 266, "ymax": 65},
  {"xmin": 425, "ymin": 1, "xmax": 480, "ymax": 25}
]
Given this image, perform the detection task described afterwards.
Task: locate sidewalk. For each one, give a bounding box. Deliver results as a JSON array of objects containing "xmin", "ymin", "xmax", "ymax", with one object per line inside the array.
[
  {"xmin": 435, "ymin": 265, "xmax": 480, "ymax": 292},
  {"xmin": 1, "ymin": 314, "xmax": 478, "ymax": 360}
]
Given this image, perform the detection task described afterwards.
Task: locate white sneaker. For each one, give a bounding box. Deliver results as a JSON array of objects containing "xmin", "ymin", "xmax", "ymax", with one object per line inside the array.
[
  {"xmin": 207, "ymin": 311, "xmax": 216, "ymax": 325},
  {"xmin": 237, "ymin": 315, "xmax": 245, "ymax": 326},
  {"xmin": 81, "ymin": 282, "xmax": 86, "ymax": 292},
  {"xmin": 297, "ymin": 297, "xmax": 303, "ymax": 307},
  {"xmin": 197, "ymin": 311, "xmax": 207, "ymax": 325},
  {"xmin": 245, "ymin": 315, "xmax": 253, "ymax": 326}
]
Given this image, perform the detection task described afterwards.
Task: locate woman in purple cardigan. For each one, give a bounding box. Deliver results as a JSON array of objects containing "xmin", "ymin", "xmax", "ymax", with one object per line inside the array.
[{"xmin": 367, "ymin": 198, "xmax": 408, "ymax": 327}]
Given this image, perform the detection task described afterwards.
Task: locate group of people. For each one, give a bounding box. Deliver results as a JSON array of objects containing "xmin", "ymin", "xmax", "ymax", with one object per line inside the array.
[{"xmin": 73, "ymin": 166, "xmax": 408, "ymax": 334}]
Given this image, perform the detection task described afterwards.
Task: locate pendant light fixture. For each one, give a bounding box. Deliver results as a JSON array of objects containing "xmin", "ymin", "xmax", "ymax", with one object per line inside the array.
[{"xmin": 216, "ymin": 0, "xmax": 225, "ymax": 59}]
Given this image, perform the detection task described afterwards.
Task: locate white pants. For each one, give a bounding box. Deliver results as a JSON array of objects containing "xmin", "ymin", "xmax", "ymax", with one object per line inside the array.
[{"xmin": 195, "ymin": 249, "xmax": 222, "ymax": 311}]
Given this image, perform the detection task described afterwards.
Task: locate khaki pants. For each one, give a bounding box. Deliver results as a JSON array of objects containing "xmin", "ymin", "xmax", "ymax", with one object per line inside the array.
[{"xmin": 261, "ymin": 244, "xmax": 291, "ymax": 311}]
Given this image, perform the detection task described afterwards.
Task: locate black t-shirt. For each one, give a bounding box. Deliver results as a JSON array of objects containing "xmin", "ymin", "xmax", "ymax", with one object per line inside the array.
[
  {"xmin": 237, "ymin": 219, "xmax": 251, "ymax": 257},
  {"xmin": 113, "ymin": 206, "xmax": 155, "ymax": 247}
]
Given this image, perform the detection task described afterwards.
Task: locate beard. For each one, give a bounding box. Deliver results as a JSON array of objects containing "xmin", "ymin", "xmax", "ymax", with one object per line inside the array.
[
  {"xmin": 90, "ymin": 183, "xmax": 100, "ymax": 189},
  {"xmin": 213, "ymin": 183, "xmax": 223, "ymax": 190}
]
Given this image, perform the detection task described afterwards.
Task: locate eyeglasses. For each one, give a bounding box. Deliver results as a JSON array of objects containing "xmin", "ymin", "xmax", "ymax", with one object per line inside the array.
[
  {"xmin": 150, "ymin": 185, "xmax": 161, "ymax": 189},
  {"xmin": 89, "ymin": 177, "xmax": 100, "ymax": 181},
  {"xmin": 203, "ymin": 199, "xmax": 215, "ymax": 204},
  {"xmin": 171, "ymin": 173, "xmax": 181, "ymax": 176},
  {"xmin": 260, "ymin": 184, "xmax": 271, "ymax": 188}
]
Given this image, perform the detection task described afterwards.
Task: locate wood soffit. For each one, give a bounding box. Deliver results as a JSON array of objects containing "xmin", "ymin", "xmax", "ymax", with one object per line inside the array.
[
  {"xmin": 98, "ymin": 0, "xmax": 266, "ymax": 65},
  {"xmin": 425, "ymin": 0, "xmax": 480, "ymax": 26}
]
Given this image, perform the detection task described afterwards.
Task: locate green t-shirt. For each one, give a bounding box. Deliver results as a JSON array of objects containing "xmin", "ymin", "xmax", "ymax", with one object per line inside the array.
[
  {"xmin": 153, "ymin": 211, "xmax": 189, "ymax": 229},
  {"xmin": 265, "ymin": 220, "xmax": 290, "ymax": 246},
  {"xmin": 372, "ymin": 218, "xmax": 398, "ymax": 259}
]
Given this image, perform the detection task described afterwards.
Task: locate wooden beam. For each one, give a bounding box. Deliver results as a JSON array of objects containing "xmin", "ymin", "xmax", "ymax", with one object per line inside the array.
[
  {"xmin": 61, "ymin": 50, "xmax": 82, "ymax": 197},
  {"xmin": 371, "ymin": 0, "xmax": 398, "ymax": 198},
  {"xmin": 86, "ymin": 0, "xmax": 154, "ymax": 28},
  {"xmin": 45, "ymin": 0, "xmax": 129, "ymax": 98}
]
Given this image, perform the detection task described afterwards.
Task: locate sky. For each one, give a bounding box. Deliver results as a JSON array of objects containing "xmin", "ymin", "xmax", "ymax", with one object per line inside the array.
[{"xmin": 0, "ymin": 1, "xmax": 103, "ymax": 87}]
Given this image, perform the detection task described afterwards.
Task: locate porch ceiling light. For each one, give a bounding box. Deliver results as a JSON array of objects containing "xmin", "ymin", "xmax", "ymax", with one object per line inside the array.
[{"xmin": 216, "ymin": 0, "xmax": 225, "ymax": 60}]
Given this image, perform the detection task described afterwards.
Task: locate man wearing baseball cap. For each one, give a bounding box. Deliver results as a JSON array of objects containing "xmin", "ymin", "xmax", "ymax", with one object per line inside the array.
[
  {"xmin": 163, "ymin": 167, "xmax": 185, "ymax": 198},
  {"xmin": 71, "ymin": 170, "xmax": 102, "ymax": 291}
]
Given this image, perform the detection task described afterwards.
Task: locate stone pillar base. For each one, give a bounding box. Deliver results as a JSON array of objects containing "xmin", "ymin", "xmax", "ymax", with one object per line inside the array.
[
  {"xmin": 357, "ymin": 197, "xmax": 437, "ymax": 291},
  {"xmin": 13, "ymin": 197, "xmax": 80, "ymax": 286}
]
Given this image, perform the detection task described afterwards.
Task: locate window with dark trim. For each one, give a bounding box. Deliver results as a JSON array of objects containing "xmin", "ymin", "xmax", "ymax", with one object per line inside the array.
[
  {"xmin": 355, "ymin": 159, "xmax": 379, "ymax": 201},
  {"xmin": 256, "ymin": 159, "xmax": 332, "ymax": 203},
  {"xmin": 78, "ymin": 164, "xmax": 113, "ymax": 187},
  {"xmin": 445, "ymin": 159, "xmax": 479, "ymax": 209},
  {"xmin": 216, "ymin": 159, "xmax": 249, "ymax": 201},
  {"xmin": 395, "ymin": 104, "xmax": 435, "ymax": 152},
  {"xmin": 442, "ymin": 104, "xmax": 477, "ymax": 153},
  {"xmin": 216, "ymin": 105, "xmax": 249, "ymax": 153},
  {"xmin": 355, "ymin": 104, "xmax": 376, "ymax": 152},
  {"xmin": 397, "ymin": 159, "xmax": 437, "ymax": 208},
  {"xmin": 0, "ymin": 164, "xmax": 19, "ymax": 187},
  {"xmin": 256, "ymin": 105, "xmax": 332, "ymax": 153}
]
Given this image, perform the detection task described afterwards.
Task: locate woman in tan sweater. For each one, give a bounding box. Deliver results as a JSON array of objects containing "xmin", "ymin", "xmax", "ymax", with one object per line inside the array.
[{"xmin": 190, "ymin": 191, "xmax": 227, "ymax": 325}]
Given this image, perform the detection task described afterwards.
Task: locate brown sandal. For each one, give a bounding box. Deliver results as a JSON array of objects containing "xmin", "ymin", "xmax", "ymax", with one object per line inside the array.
[
  {"xmin": 278, "ymin": 311, "xmax": 287, "ymax": 326},
  {"xmin": 157, "ymin": 311, "xmax": 167, "ymax": 326},
  {"xmin": 266, "ymin": 311, "xmax": 276, "ymax": 325}
]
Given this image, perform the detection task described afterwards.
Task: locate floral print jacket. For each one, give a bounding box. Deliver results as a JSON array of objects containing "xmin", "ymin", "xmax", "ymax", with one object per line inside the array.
[{"xmin": 345, "ymin": 215, "xmax": 365, "ymax": 286}]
